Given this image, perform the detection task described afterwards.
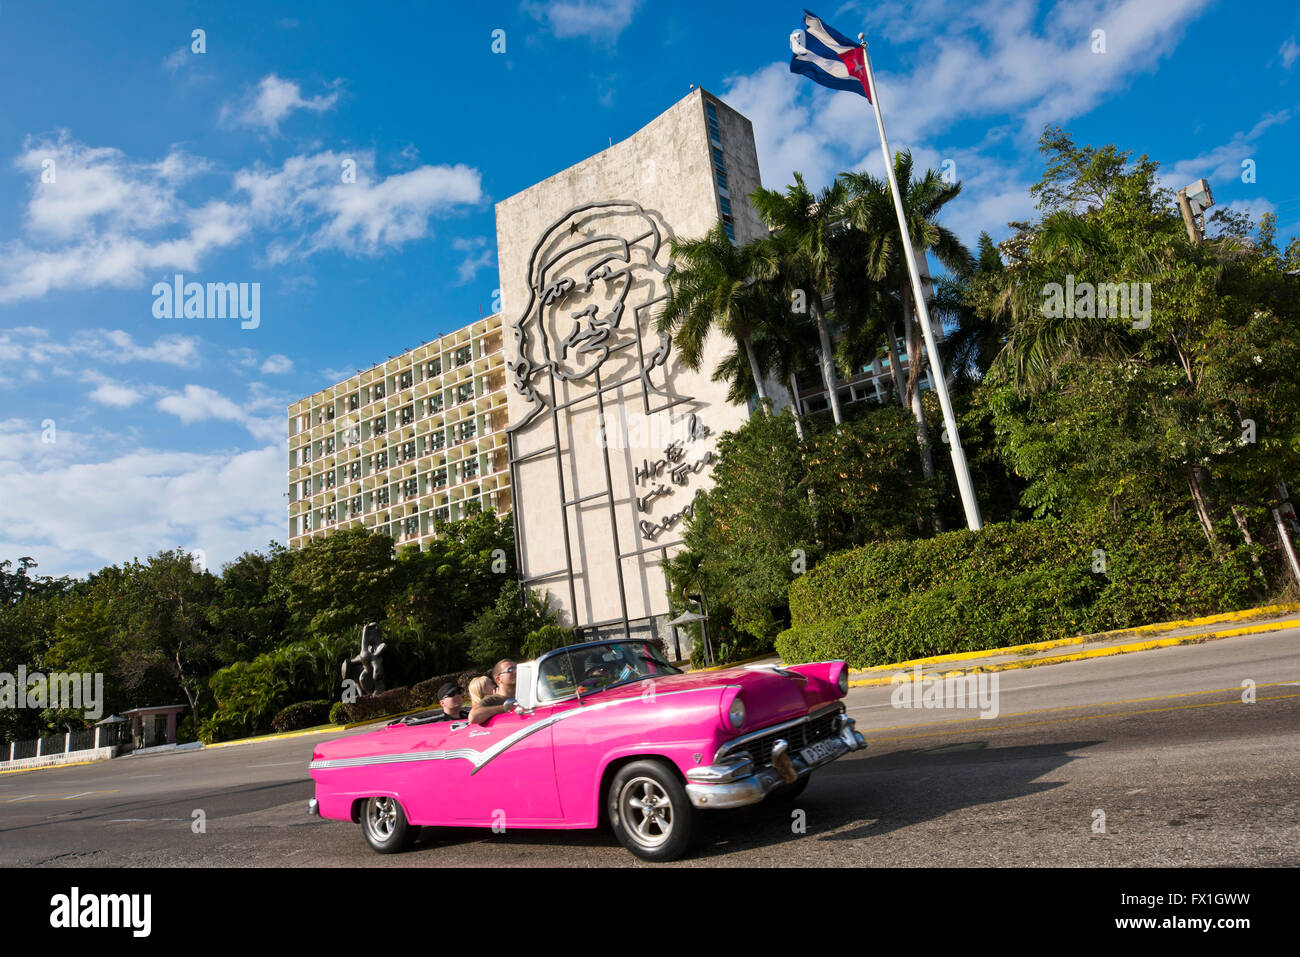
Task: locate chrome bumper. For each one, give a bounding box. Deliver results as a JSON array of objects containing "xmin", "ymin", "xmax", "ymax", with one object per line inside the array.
[
  {"xmin": 307, "ymin": 798, "xmax": 319, "ymax": 817},
  {"xmin": 684, "ymin": 713, "xmax": 865, "ymax": 810}
]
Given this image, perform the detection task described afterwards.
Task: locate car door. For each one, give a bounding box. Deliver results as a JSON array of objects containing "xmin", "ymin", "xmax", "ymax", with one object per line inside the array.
[{"xmin": 438, "ymin": 705, "xmax": 564, "ymax": 826}]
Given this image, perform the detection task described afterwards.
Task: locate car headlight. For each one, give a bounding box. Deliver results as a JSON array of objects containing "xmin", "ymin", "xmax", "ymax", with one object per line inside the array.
[
  {"xmin": 837, "ymin": 664, "xmax": 849, "ymax": 695},
  {"xmin": 728, "ymin": 694, "xmax": 746, "ymax": 729}
]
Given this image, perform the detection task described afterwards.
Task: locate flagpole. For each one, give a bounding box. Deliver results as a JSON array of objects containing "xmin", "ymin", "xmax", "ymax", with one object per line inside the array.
[{"xmin": 858, "ymin": 36, "xmax": 983, "ymax": 531}]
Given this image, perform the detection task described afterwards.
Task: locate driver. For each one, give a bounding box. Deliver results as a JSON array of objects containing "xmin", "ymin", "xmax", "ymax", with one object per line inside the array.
[{"xmin": 468, "ymin": 659, "xmax": 522, "ymax": 725}]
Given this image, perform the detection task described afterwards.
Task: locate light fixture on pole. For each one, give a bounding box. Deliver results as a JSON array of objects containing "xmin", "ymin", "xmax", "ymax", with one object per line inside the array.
[{"xmin": 1177, "ymin": 178, "xmax": 1214, "ymax": 244}]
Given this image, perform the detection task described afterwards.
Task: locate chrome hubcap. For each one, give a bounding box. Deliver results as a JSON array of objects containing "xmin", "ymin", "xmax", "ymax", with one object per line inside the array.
[
  {"xmin": 367, "ymin": 797, "xmax": 397, "ymax": 840},
  {"xmin": 620, "ymin": 777, "xmax": 673, "ymax": 848}
]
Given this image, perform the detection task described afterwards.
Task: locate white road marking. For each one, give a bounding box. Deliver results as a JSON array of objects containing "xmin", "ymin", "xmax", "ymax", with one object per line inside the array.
[
  {"xmin": 60, "ymin": 792, "xmax": 97, "ymax": 799},
  {"xmin": 6, "ymin": 795, "xmax": 37, "ymax": 802}
]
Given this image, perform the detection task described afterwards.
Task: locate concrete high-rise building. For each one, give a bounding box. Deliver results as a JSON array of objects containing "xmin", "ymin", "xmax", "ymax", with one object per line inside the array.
[{"xmin": 287, "ymin": 313, "xmax": 511, "ymax": 550}]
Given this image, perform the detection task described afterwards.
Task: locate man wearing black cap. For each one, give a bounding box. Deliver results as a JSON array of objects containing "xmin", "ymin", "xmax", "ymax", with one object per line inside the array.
[{"xmin": 433, "ymin": 683, "xmax": 469, "ymax": 722}]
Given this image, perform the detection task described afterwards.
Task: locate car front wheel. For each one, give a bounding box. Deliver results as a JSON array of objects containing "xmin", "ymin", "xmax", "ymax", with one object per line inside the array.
[
  {"xmin": 360, "ymin": 796, "xmax": 414, "ymax": 854},
  {"xmin": 608, "ymin": 760, "xmax": 695, "ymax": 862}
]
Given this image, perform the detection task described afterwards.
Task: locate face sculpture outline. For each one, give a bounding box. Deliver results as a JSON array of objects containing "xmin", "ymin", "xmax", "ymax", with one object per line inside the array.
[{"xmin": 508, "ymin": 201, "xmax": 680, "ymax": 430}]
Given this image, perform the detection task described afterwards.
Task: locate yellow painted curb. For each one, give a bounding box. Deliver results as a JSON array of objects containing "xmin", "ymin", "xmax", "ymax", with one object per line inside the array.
[
  {"xmin": 0, "ymin": 757, "xmax": 108, "ymax": 776},
  {"xmin": 848, "ymin": 620, "xmax": 1292, "ymax": 687},
  {"xmin": 852, "ymin": 602, "xmax": 1300, "ymax": 676},
  {"xmin": 204, "ymin": 704, "xmax": 440, "ymax": 749}
]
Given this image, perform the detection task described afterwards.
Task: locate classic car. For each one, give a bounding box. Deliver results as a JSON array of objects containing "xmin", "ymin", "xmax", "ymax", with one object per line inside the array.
[{"xmin": 307, "ymin": 638, "xmax": 865, "ymax": 861}]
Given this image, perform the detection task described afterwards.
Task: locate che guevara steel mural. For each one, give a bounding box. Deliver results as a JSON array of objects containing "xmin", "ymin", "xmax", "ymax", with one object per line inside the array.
[{"xmin": 504, "ymin": 201, "xmax": 716, "ymax": 636}]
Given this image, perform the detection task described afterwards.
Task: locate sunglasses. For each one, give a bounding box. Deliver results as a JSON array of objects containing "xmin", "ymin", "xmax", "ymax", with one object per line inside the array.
[{"xmin": 498, "ymin": 667, "xmax": 516, "ymax": 675}]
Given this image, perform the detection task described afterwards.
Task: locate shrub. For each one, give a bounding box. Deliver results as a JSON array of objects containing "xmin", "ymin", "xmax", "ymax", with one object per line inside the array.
[
  {"xmin": 329, "ymin": 701, "xmax": 349, "ymax": 725},
  {"xmin": 271, "ymin": 700, "xmax": 332, "ymax": 733},
  {"xmin": 777, "ymin": 517, "xmax": 1258, "ymax": 667},
  {"xmin": 341, "ymin": 686, "xmax": 411, "ymax": 723}
]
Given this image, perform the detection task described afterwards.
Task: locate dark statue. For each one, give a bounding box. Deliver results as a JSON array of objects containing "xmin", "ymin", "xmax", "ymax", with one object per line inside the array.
[{"xmin": 342, "ymin": 621, "xmax": 387, "ymax": 696}]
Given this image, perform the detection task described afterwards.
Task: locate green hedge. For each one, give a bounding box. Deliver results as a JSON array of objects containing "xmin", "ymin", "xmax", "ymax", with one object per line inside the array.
[
  {"xmin": 777, "ymin": 519, "xmax": 1259, "ymax": 667},
  {"xmin": 329, "ymin": 701, "xmax": 349, "ymax": 725},
  {"xmin": 341, "ymin": 687, "xmax": 411, "ymax": 723},
  {"xmin": 271, "ymin": 700, "xmax": 332, "ymax": 733}
]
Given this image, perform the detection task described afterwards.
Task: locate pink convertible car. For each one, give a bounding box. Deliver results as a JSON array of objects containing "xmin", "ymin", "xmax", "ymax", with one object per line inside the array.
[{"xmin": 308, "ymin": 638, "xmax": 865, "ymax": 861}]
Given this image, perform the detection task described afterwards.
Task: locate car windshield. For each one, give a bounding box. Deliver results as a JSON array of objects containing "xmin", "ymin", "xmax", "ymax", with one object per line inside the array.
[{"xmin": 537, "ymin": 641, "xmax": 681, "ymax": 701}]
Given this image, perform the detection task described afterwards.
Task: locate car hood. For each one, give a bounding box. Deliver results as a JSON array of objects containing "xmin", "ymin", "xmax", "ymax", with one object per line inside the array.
[{"xmin": 583, "ymin": 663, "xmax": 835, "ymax": 729}]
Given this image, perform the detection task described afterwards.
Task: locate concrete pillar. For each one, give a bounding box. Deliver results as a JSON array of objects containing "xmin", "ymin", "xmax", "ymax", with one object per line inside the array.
[
  {"xmin": 35, "ymin": 737, "xmax": 41, "ymax": 758},
  {"xmin": 64, "ymin": 732, "xmax": 70, "ymax": 754},
  {"xmin": 7, "ymin": 741, "xmax": 13, "ymax": 761},
  {"xmin": 94, "ymin": 726, "xmax": 101, "ymax": 750}
]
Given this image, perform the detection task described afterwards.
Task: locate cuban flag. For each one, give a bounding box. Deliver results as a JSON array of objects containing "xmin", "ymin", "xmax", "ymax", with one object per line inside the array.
[{"xmin": 789, "ymin": 10, "xmax": 871, "ymax": 101}]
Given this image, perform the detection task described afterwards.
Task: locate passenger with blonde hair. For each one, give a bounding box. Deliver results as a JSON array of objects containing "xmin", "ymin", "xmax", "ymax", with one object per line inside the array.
[{"xmin": 466, "ymin": 674, "xmax": 497, "ymax": 709}]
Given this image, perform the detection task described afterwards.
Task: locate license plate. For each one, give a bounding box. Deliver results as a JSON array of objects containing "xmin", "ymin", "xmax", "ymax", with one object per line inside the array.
[{"xmin": 800, "ymin": 739, "xmax": 839, "ymax": 765}]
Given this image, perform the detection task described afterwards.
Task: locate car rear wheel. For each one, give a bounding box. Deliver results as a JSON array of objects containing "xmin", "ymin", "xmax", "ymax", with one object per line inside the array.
[
  {"xmin": 608, "ymin": 760, "xmax": 695, "ymax": 862},
  {"xmin": 360, "ymin": 796, "xmax": 414, "ymax": 854}
]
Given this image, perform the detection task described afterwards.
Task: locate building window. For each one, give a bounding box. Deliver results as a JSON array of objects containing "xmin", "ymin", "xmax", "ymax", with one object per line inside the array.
[
  {"xmin": 348, "ymin": 393, "xmax": 359, "ymax": 411},
  {"xmin": 715, "ymin": 168, "xmax": 729, "ymax": 193},
  {"xmin": 434, "ymin": 506, "xmax": 450, "ymax": 523},
  {"xmin": 400, "ymin": 405, "xmax": 413, "ymax": 425},
  {"xmin": 428, "ymin": 394, "xmax": 443, "ymax": 414},
  {"xmin": 462, "ymin": 458, "xmax": 478, "ymax": 480},
  {"xmin": 373, "ymin": 416, "xmax": 386, "ymax": 435},
  {"xmin": 373, "ymin": 451, "xmax": 388, "ymax": 471},
  {"xmin": 324, "ymin": 437, "xmax": 335, "ymax": 454},
  {"xmin": 720, "ymin": 195, "xmax": 733, "ymax": 217},
  {"xmin": 326, "ymin": 407, "xmax": 336, "ymax": 421},
  {"xmin": 325, "ymin": 471, "xmax": 336, "ymax": 489},
  {"xmin": 351, "ymin": 496, "xmax": 362, "ymax": 515},
  {"xmin": 454, "ymin": 345, "xmax": 473, "ymax": 366},
  {"xmin": 349, "ymin": 461, "xmax": 361, "ymax": 481},
  {"xmin": 403, "ymin": 478, "xmax": 419, "ymax": 498},
  {"xmin": 706, "ymin": 101, "xmax": 722, "ymax": 144},
  {"xmin": 299, "ymin": 479, "xmax": 310, "ymax": 497},
  {"xmin": 376, "ymin": 487, "xmax": 389, "ymax": 507},
  {"xmin": 456, "ymin": 382, "xmax": 475, "ymax": 403},
  {"xmin": 405, "ymin": 516, "xmax": 419, "ymax": 538},
  {"xmin": 459, "ymin": 419, "xmax": 477, "ymax": 442},
  {"xmin": 372, "ymin": 383, "xmax": 385, "ymax": 401},
  {"xmin": 326, "ymin": 504, "xmax": 337, "ymax": 524},
  {"xmin": 430, "ymin": 430, "xmax": 446, "ymax": 451},
  {"xmin": 723, "ymin": 219, "xmax": 736, "ymax": 242},
  {"xmin": 400, "ymin": 441, "xmax": 416, "ymax": 462},
  {"xmin": 399, "ymin": 371, "xmax": 413, "ymax": 390},
  {"xmin": 300, "ymin": 446, "xmax": 311, "ymax": 464},
  {"xmin": 433, "ymin": 468, "xmax": 448, "ymax": 488},
  {"xmin": 427, "ymin": 358, "xmax": 442, "ymax": 378}
]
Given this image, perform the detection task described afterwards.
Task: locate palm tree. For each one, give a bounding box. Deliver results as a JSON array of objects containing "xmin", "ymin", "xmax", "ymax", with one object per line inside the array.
[
  {"xmin": 843, "ymin": 153, "xmax": 975, "ymax": 481},
  {"xmin": 750, "ymin": 174, "xmax": 851, "ymax": 426},
  {"xmin": 659, "ymin": 221, "xmax": 771, "ymax": 409}
]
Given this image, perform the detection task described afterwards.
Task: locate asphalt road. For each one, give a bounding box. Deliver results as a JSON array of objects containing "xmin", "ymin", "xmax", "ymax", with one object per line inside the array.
[{"xmin": 2, "ymin": 630, "xmax": 1297, "ymax": 867}]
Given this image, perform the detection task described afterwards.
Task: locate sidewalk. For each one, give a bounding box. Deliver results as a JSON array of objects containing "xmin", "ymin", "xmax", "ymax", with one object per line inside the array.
[{"xmin": 847, "ymin": 602, "xmax": 1300, "ymax": 687}]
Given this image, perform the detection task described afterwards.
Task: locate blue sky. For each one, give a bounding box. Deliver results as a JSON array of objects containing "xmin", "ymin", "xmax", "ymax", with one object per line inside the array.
[{"xmin": 1, "ymin": 0, "xmax": 1297, "ymax": 578}]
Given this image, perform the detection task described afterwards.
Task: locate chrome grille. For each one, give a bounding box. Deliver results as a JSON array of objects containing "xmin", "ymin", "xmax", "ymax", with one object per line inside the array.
[{"xmin": 722, "ymin": 707, "xmax": 841, "ymax": 769}]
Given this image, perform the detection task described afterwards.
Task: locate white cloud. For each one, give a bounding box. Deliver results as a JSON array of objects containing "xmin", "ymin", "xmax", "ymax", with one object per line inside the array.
[
  {"xmin": 0, "ymin": 418, "xmax": 285, "ymax": 578},
  {"xmin": 85, "ymin": 373, "xmax": 145, "ymax": 408},
  {"xmin": 161, "ymin": 46, "xmax": 189, "ymax": 74},
  {"xmin": 260, "ymin": 354, "xmax": 293, "ymax": 374},
  {"xmin": 0, "ymin": 327, "xmax": 201, "ymax": 369},
  {"xmin": 1280, "ymin": 37, "xmax": 1299, "ymax": 71},
  {"xmin": 155, "ymin": 384, "xmax": 284, "ymax": 442},
  {"xmin": 719, "ymin": 0, "xmax": 1214, "ymax": 245},
  {"xmin": 236, "ymin": 150, "xmax": 483, "ymax": 262},
  {"xmin": 452, "ymin": 237, "xmax": 496, "ymax": 285},
  {"xmin": 522, "ymin": 0, "xmax": 643, "ymax": 41},
  {"xmin": 222, "ymin": 74, "xmax": 341, "ymax": 133},
  {"xmin": 1161, "ymin": 110, "xmax": 1292, "ymax": 193},
  {"xmin": 0, "ymin": 135, "xmax": 483, "ymax": 303}
]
